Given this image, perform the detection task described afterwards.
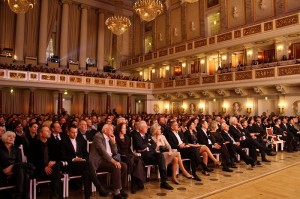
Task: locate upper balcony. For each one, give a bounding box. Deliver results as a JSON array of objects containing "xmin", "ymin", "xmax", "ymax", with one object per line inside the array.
[
  {"xmin": 0, "ymin": 69, "xmax": 152, "ymax": 94},
  {"xmin": 152, "ymin": 63, "xmax": 300, "ymax": 96},
  {"xmin": 120, "ymin": 13, "xmax": 300, "ymax": 70}
]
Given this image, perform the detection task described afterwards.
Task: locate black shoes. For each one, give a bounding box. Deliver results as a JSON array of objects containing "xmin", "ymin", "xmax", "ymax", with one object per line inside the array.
[
  {"xmin": 262, "ymin": 158, "xmax": 271, "ymax": 162},
  {"xmin": 256, "ymin": 161, "xmax": 262, "ymax": 166},
  {"xmin": 230, "ymin": 164, "xmax": 238, "ymax": 168},
  {"xmin": 267, "ymin": 151, "xmax": 277, "ymax": 156},
  {"xmin": 160, "ymin": 182, "xmax": 174, "ymax": 190},
  {"xmin": 120, "ymin": 190, "xmax": 128, "ymax": 198},
  {"xmin": 206, "ymin": 167, "xmax": 214, "ymax": 172},
  {"xmin": 202, "ymin": 170, "xmax": 210, "ymax": 176},
  {"xmin": 222, "ymin": 167, "xmax": 233, "ymax": 172},
  {"xmin": 98, "ymin": 187, "xmax": 110, "ymax": 197},
  {"xmin": 192, "ymin": 174, "xmax": 202, "ymax": 181}
]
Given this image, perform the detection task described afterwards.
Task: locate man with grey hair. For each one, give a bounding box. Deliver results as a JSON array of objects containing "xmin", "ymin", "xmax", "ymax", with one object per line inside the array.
[
  {"xmin": 89, "ymin": 124, "xmax": 128, "ymax": 199},
  {"xmin": 132, "ymin": 121, "xmax": 173, "ymax": 190}
]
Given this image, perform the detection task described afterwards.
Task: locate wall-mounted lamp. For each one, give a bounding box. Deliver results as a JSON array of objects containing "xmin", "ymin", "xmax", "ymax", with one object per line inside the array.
[
  {"xmin": 182, "ymin": 62, "xmax": 186, "ymax": 68},
  {"xmin": 164, "ymin": 103, "xmax": 169, "ymax": 114},
  {"xmin": 10, "ymin": 88, "xmax": 14, "ymax": 93},
  {"xmin": 222, "ymin": 103, "xmax": 228, "ymax": 114},
  {"xmin": 265, "ymin": 96, "xmax": 268, "ymax": 100},
  {"xmin": 165, "ymin": 66, "xmax": 170, "ymax": 70},
  {"xmin": 246, "ymin": 103, "xmax": 253, "ymax": 114},
  {"xmin": 152, "ymin": 69, "xmax": 155, "ymax": 73},
  {"xmin": 198, "ymin": 103, "xmax": 205, "ymax": 114},
  {"xmin": 174, "ymin": 28, "xmax": 178, "ymax": 37},
  {"xmin": 277, "ymin": 46, "xmax": 283, "ymax": 52},
  {"xmin": 200, "ymin": 59, "xmax": 205, "ymax": 64},
  {"xmin": 278, "ymin": 103, "xmax": 286, "ymax": 115},
  {"xmin": 213, "ymin": 98, "xmax": 216, "ymax": 102},
  {"xmin": 181, "ymin": 104, "xmax": 187, "ymax": 114},
  {"xmin": 139, "ymin": 71, "xmax": 143, "ymax": 76},
  {"xmin": 64, "ymin": 90, "xmax": 68, "ymax": 95},
  {"xmin": 221, "ymin": 55, "xmax": 227, "ymax": 61},
  {"xmin": 247, "ymin": 50, "xmax": 253, "ymax": 56}
]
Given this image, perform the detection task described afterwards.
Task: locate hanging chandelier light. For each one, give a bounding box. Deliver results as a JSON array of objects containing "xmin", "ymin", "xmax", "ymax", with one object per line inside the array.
[
  {"xmin": 6, "ymin": 0, "xmax": 36, "ymax": 14},
  {"xmin": 105, "ymin": 16, "xmax": 131, "ymax": 36},
  {"xmin": 133, "ymin": 0, "xmax": 164, "ymax": 22}
]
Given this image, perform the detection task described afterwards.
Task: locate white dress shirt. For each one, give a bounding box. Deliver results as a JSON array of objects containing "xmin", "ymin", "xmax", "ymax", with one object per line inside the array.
[
  {"xmin": 173, "ymin": 131, "xmax": 183, "ymax": 145},
  {"xmin": 202, "ymin": 128, "xmax": 212, "ymax": 145},
  {"xmin": 70, "ymin": 138, "xmax": 77, "ymax": 153},
  {"xmin": 103, "ymin": 134, "xmax": 112, "ymax": 157}
]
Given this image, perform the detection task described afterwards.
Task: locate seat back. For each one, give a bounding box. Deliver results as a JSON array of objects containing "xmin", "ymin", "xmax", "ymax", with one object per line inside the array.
[
  {"xmin": 19, "ymin": 144, "xmax": 27, "ymax": 163},
  {"xmin": 87, "ymin": 141, "xmax": 92, "ymax": 152}
]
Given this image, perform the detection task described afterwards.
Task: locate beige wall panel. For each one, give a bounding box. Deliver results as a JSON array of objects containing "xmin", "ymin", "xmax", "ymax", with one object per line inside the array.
[
  {"xmin": 186, "ymin": 2, "xmax": 201, "ymax": 40},
  {"xmin": 253, "ymin": 0, "xmax": 275, "ymax": 22},
  {"xmin": 227, "ymin": 0, "xmax": 246, "ymax": 29},
  {"xmin": 155, "ymin": 14, "xmax": 167, "ymax": 49},
  {"xmin": 285, "ymin": 0, "xmax": 300, "ymax": 12},
  {"xmin": 134, "ymin": 17, "xmax": 142, "ymax": 56},
  {"xmin": 170, "ymin": 7, "xmax": 183, "ymax": 45}
]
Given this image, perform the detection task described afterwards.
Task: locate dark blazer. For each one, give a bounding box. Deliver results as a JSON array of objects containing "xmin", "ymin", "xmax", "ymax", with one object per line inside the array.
[
  {"xmin": 77, "ymin": 130, "xmax": 95, "ymax": 142},
  {"xmin": 210, "ymin": 131, "xmax": 226, "ymax": 144},
  {"xmin": 61, "ymin": 136, "xmax": 88, "ymax": 164},
  {"xmin": 197, "ymin": 129, "xmax": 217, "ymax": 146},
  {"xmin": 48, "ymin": 133, "xmax": 67, "ymax": 162},
  {"xmin": 165, "ymin": 131, "xmax": 187, "ymax": 150},
  {"xmin": 221, "ymin": 131, "xmax": 235, "ymax": 144},
  {"xmin": 29, "ymin": 139, "xmax": 51, "ymax": 174},
  {"xmin": 280, "ymin": 123, "xmax": 290, "ymax": 134},
  {"xmin": 183, "ymin": 130, "xmax": 198, "ymax": 145},
  {"xmin": 89, "ymin": 132, "xmax": 118, "ymax": 171},
  {"xmin": 131, "ymin": 131, "xmax": 156, "ymax": 153},
  {"xmin": 229, "ymin": 125, "xmax": 245, "ymax": 142},
  {"xmin": 252, "ymin": 123, "xmax": 266, "ymax": 138},
  {"xmin": 288, "ymin": 123, "xmax": 299, "ymax": 136}
]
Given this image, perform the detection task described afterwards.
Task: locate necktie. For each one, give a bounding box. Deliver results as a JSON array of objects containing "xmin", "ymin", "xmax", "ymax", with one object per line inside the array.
[{"xmin": 55, "ymin": 135, "xmax": 59, "ymax": 141}]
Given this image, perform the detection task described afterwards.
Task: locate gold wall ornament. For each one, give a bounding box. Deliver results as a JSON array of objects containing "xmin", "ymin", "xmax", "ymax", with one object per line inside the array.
[
  {"xmin": 6, "ymin": 0, "xmax": 36, "ymax": 14},
  {"xmin": 105, "ymin": 16, "xmax": 131, "ymax": 35},
  {"xmin": 134, "ymin": 0, "xmax": 164, "ymax": 22}
]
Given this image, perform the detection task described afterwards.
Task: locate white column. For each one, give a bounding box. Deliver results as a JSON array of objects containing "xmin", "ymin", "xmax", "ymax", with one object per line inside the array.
[
  {"xmin": 38, "ymin": 0, "xmax": 49, "ymax": 64},
  {"xmin": 15, "ymin": 14, "xmax": 25, "ymax": 61},
  {"xmin": 79, "ymin": 4, "xmax": 88, "ymax": 70},
  {"xmin": 60, "ymin": 0, "xmax": 71, "ymax": 67},
  {"xmin": 97, "ymin": 11, "xmax": 105, "ymax": 71}
]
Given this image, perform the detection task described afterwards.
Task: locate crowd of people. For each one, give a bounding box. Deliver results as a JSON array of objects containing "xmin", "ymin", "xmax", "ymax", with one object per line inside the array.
[
  {"xmin": 0, "ymin": 63, "xmax": 146, "ymax": 82},
  {"xmin": 0, "ymin": 113, "xmax": 299, "ymax": 199}
]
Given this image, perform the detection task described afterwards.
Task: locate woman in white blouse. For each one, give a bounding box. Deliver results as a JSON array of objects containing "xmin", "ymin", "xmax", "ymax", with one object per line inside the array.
[{"xmin": 150, "ymin": 124, "xmax": 193, "ymax": 184}]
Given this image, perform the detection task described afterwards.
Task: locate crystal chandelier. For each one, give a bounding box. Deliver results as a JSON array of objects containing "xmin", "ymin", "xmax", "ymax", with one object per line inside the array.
[
  {"xmin": 105, "ymin": 16, "xmax": 131, "ymax": 36},
  {"xmin": 133, "ymin": 0, "xmax": 164, "ymax": 22},
  {"xmin": 6, "ymin": 0, "xmax": 36, "ymax": 14}
]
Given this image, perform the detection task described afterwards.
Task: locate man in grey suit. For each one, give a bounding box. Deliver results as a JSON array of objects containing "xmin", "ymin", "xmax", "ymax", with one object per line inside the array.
[{"xmin": 89, "ymin": 124, "xmax": 128, "ymax": 199}]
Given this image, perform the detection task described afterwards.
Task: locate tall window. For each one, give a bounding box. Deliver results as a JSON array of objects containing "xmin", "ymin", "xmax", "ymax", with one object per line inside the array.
[{"xmin": 208, "ymin": 12, "xmax": 220, "ymax": 36}]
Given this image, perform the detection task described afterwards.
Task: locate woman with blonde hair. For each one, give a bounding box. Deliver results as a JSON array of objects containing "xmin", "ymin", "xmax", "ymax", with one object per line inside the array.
[
  {"xmin": 150, "ymin": 123, "xmax": 193, "ymax": 184},
  {"xmin": 0, "ymin": 131, "xmax": 33, "ymax": 199}
]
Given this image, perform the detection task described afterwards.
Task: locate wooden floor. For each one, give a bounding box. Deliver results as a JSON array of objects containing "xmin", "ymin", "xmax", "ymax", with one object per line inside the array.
[
  {"xmin": 29, "ymin": 150, "xmax": 300, "ymax": 199},
  {"xmin": 205, "ymin": 163, "xmax": 300, "ymax": 199}
]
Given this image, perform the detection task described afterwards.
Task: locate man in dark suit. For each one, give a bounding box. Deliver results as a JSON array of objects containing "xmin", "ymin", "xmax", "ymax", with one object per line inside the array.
[
  {"xmin": 253, "ymin": 117, "xmax": 267, "ymax": 140},
  {"xmin": 197, "ymin": 120, "xmax": 234, "ymax": 172},
  {"xmin": 61, "ymin": 124, "xmax": 109, "ymax": 199},
  {"xmin": 220, "ymin": 123, "xmax": 256, "ymax": 167},
  {"xmin": 165, "ymin": 121, "xmax": 202, "ymax": 181},
  {"xmin": 77, "ymin": 120, "xmax": 95, "ymax": 142},
  {"xmin": 49, "ymin": 121, "xmax": 66, "ymax": 162},
  {"xmin": 229, "ymin": 117, "xmax": 270, "ymax": 164},
  {"xmin": 288, "ymin": 117, "xmax": 300, "ymax": 143},
  {"xmin": 29, "ymin": 125, "xmax": 63, "ymax": 199},
  {"xmin": 89, "ymin": 124, "xmax": 128, "ymax": 199},
  {"xmin": 132, "ymin": 121, "xmax": 174, "ymax": 189},
  {"xmin": 25, "ymin": 122, "xmax": 39, "ymax": 148}
]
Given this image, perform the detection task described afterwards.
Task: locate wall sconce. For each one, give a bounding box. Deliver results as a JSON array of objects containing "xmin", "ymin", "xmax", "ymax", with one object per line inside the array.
[
  {"xmin": 152, "ymin": 69, "xmax": 155, "ymax": 73},
  {"xmin": 198, "ymin": 103, "xmax": 205, "ymax": 114},
  {"xmin": 139, "ymin": 71, "xmax": 143, "ymax": 76},
  {"xmin": 164, "ymin": 103, "xmax": 169, "ymax": 114},
  {"xmin": 222, "ymin": 103, "xmax": 228, "ymax": 114},
  {"xmin": 182, "ymin": 62, "xmax": 186, "ymax": 68},
  {"xmin": 174, "ymin": 28, "xmax": 178, "ymax": 37},
  {"xmin": 246, "ymin": 103, "xmax": 253, "ymax": 114},
  {"xmin": 247, "ymin": 50, "xmax": 253, "ymax": 56},
  {"xmin": 200, "ymin": 59, "xmax": 205, "ymax": 64},
  {"xmin": 181, "ymin": 104, "xmax": 187, "ymax": 114},
  {"xmin": 190, "ymin": 21, "xmax": 196, "ymax": 32},
  {"xmin": 221, "ymin": 55, "xmax": 227, "ymax": 61},
  {"xmin": 10, "ymin": 88, "xmax": 14, "ymax": 93},
  {"xmin": 265, "ymin": 96, "xmax": 268, "ymax": 100},
  {"xmin": 277, "ymin": 46, "xmax": 283, "ymax": 52},
  {"xmin": 278, "ymin": 103, "xmax": 286, "ymax": 115},
  {"xmin": 165, "ymin": 66, "xmax": 170, "ymax": 70},
  {"xmin": 64, "ymin": 90, "xmax": 68, "ymax": 95},
  {"xmin": 159, "ymin": 33, "xmax": 163, "ymax": 41},
  {"xmin": 232, "ymin": 6, "xmax": 239, "ymax": 18}
]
